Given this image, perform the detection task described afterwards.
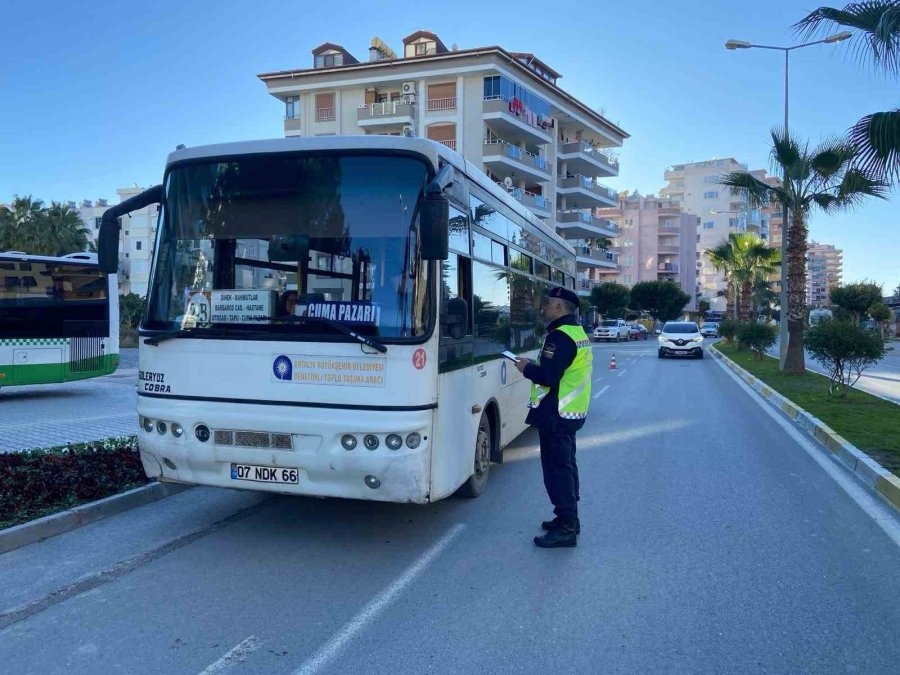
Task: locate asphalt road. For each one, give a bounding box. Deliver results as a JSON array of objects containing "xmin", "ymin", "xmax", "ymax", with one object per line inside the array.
[
  {"xmin": 2, "ymin": 340, "xmax": 900, "ymax": 674},
  {"xmin": 0, "ymin": 349, "xmax": 139, "ymax": 452}
]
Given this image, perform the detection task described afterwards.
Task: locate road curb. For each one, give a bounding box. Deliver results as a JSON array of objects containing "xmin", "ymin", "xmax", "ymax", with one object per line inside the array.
[
  {"xmin": 0, "ymin": 481, "xmax": 192, "ymax": 555},
  {"xmin": 711, "ymin": 346, "xmax": 900, "ymax": 513}
]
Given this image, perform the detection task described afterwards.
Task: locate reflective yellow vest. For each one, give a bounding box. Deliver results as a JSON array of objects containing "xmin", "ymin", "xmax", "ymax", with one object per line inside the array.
[{"xmin": 528, "ymin": 324, "xmax": 593, "ymax": 420}]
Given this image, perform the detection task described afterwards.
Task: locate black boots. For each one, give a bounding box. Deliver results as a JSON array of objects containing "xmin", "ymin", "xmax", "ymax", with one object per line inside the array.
[
  {"xmin": 541, "ymin": 516, "xmax": 581, "ymax": 534},
  {"xmin": 534, "ymin": 519, "xmax": 578, "ymax": 548}
]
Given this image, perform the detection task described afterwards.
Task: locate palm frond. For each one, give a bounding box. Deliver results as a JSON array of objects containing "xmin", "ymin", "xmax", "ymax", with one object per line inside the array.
[
  {"xmin": 849, "ymin": 108, "xmax": 900, "ymax": 184},
  {"xmin": 794, "ymin": 2, "xmax": 900, "ymax": 76},
  {"xmin": 830, "ymin": 167, "xmax": 890, "ymax": 209},
  {"xmin": 719, "ymin": 171, "xmax": 776, "ymax": 207},
  {"xmin": 810, "ymin": 138, "xmax": 856, "ymax": 179},
  {"xmin": 770, "ymin": 129, "xmax": 812, "ymax": 183}
]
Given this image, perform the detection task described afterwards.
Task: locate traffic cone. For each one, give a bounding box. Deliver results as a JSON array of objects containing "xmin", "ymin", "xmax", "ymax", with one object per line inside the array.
[{"xmin": 609, "ymin": 353, "xmax": 617, "ymax": 370}]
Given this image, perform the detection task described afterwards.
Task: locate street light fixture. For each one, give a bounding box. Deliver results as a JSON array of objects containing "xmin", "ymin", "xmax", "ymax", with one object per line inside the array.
[{"xmin": 724, "ymin": 30, "xmax": 852, "ymax": 367}]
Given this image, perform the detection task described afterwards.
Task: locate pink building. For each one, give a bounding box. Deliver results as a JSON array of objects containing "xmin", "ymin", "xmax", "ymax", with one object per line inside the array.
[{"xmin": 597, "ymin": 194, "xmax": 699, "ymax": 311}]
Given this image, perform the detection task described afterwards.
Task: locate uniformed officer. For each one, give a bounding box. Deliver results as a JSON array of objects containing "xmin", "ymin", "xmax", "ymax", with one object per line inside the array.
[{"xmin": 515, "ymin": 286, "xmax": 593, "ymax": 548}]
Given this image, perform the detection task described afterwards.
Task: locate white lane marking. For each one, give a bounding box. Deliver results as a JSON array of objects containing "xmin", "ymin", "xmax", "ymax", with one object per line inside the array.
[
  {"xmin": 711, "ymin": 355, "xmax": 900, "ymax": 548},
  {"xmin": 293, "ymin": 523, "xmax": 466, "ymax": 675},
  {"xmin": 198, "ymin": 636, "xmax": 262, "ymax": 675},
  {"xmin": 616, "ymin": 369, "xmax": 627, "ymax": 377},
  {"xmin": 592, "ymin": 385, "xmax": 610, "ymax": 399},
  {"xmin": 593, "ymin": 377, "xmax": 604, "ymax": 384}
]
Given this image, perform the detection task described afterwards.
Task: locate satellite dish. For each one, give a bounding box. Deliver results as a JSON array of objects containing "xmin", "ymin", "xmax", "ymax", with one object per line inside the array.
[{"xmin": 503, "ymin": 177, "xmax": 514, "ymax": 189}]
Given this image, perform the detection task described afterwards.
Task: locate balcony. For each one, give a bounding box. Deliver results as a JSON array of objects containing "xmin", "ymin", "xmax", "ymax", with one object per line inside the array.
[
  {"xmin": 434, "ymin": 139, "xmax": 457, "ymax": 151},
  {"xmin": 482, "ymin": 97, "xmax": 551, "ymax": 146},
  {"xmin": 482, "ymin": 140, "xmax": 551, "ymax": 183},
  {"xmin": 316, "ymin": 107, "xmax": 336, "ymax": 122},
  {"xmin": 284, "ymin": 117, "xmax": 302, "ymax": 135},
  {"xmin": 511, "ymin": 187, "xmax": 551, "ymax": 218},
  {"xmin": 556, "ymin": 175, "xmax": 618, "ymax": 207},
  {"xmin": 658, "ymin": 262, "xmax": 680, "ymax": 273},
  {"xmin": 356, "ymin": 102, "xmax": 414, "ymax": 128},
  {"xmin": 658, "ymin": 245, "xmax": 680, "ymax": 255},
  {"xmin": 426, "ymin": 97, "xmax": 456, "ymax": 112},
  {"xmin": 556, "ymin": 210, "xmax": 617, "ymax": 238},
  {"xmin": 557, "ymin": 141, "xmax": 619, "ymax": 178},
  {"xmin": 576, "ymin": 278, "xmax": 603, "ymax": 297},
  {"xmin": 575, "ymin": 245, "xmax": 618, "ymax": 270}
]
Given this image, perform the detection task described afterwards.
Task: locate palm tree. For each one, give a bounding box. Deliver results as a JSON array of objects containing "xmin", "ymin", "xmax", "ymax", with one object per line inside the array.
[
  {"xmin": 705, "ymin": 240, "xmax": 738, "ymax": 319},
  {"xmin": 752, "ymin": 278, "xmax": 778, "ymax": 320},
  {"xmin": 730, "ymin": 235, "xmax": 781, "ymax": 321},
  {"xmin": 42, "ymin": 202, "xmax": 91, "ymax": 256},
  {"xmin": 721, "ymin": 130, "xmax": 886, "ymax": 373},
  {"xmin": 795, "ymin": 1, "xmax": 900, "ymax": 185},
  {"xmin": 0, "ymin": 195, "xmax": 43, "ymax": 252}
]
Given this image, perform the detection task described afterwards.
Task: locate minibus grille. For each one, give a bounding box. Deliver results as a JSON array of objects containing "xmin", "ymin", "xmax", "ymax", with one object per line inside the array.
[{"xmin": 213, "ymin": 429, "xmax": 293, "ymax": 450}]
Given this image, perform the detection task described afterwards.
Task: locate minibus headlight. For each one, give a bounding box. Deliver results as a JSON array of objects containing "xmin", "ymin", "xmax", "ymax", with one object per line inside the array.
[
  {"xmin": 142, "ymin": 417, "xmax": 154, "ymax": 433},
  {"xmin": 171, "ymin": 423, "xmax": 184, "ymax": 438},
  {"xmin": 157, "ymin": 421, "xmax": 167, "ymax": 435},
  {"xmin": 364, "ymin": 434, "xmax": 379, "ymax": 450},
  {"xmin": 195, "ymin": 425, "xmax": 210, "ymax": 442},
  {"xmin": 341, "ymin": 435, "xmax": 357, "ymax": 451},
  {"xmin": 385, "ymin": 434, "xmax": 402, "ymax": 450},
  {"xmin": 406, "ymin": 432, "xmax": 421, "ymax": 449}
]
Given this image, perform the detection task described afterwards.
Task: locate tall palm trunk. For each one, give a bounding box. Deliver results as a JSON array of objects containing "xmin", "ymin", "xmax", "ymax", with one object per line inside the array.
[
  {"xmin": 739, "ymin": 278, "xmax": 753, "ymax": 322},
  {"xmin": 726, "ymin": 279, "xmax": 737, "ymax": 319},
  {"xmin": 784, "ymin": 211, "xmax": 808, "ymax": 373}
]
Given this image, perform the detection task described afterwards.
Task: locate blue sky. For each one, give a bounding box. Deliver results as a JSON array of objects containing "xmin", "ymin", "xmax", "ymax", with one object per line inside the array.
[{"xmin": 1, "ymin": 0, "xmax": 896, "ymax": 291}]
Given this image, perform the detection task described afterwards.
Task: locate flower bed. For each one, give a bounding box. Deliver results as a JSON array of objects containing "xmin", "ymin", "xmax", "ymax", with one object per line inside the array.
[{"xmin": 0, "ymin": 436, "xmax": 150, "ymax": 529}]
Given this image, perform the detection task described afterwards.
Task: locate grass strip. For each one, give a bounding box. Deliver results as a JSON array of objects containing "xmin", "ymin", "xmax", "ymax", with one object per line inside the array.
[
  {"xmin": 713, "ymin": 342, "xmax": 900, "ymax": 477},
  {"xmin": 0, "ymin": 436, "xmax": 150, "ymax": 530}
]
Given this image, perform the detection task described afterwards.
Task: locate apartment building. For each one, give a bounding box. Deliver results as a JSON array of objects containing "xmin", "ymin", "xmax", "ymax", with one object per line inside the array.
[
  {"xmin": 660, "ymin": 158, "xmax": 767, "ymax": 311},
  {"xmin": 258, "ymin": 31, "xmax": 629, "ymax": 295},
  {"xmin": 597, "ymin": 194, "xmax": 699, "ymax": 311},
  {"xmin": 806, "ymin": 241, "xmax": 843, "ymax": 307},
  {"xmin": 73, "ymin": 189, "xmax": 159, "ymax": 296}
]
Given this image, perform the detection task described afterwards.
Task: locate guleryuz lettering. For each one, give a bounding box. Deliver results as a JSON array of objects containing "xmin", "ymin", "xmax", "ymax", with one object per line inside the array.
[{"xmin": 139, "ymin": 370, "xmax": 171, "ymax": 393}]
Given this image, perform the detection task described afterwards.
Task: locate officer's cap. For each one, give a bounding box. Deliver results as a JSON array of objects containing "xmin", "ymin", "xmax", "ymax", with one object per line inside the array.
[{"xmin": 548, "ymin": 286, "xmax": 579, "ymax": 308}]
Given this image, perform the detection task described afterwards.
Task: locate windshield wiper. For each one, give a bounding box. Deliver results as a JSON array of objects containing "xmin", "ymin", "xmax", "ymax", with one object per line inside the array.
[
  {"xmin": 144, "ymin": 326, "xmax": 226, "ymax": 346},
  {"xmin": 286, "ymin": 315, "xmax": 388, "ymax": 353}
]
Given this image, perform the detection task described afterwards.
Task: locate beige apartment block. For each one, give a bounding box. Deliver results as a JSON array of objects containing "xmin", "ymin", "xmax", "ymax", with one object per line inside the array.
[
  {"xmin": 807, "ymin": 241, "xmax": 843, "ymax": 307},
  {"xmin": 597, "ymin": 194, "xmax": 699, "ymax": 311},
  {"xmin": 660, "ymin": 159, "xmax": 768, "ymax": 311},
  {"xmin": 258, "ymin": 30, "xmax": 629, "ymax": 295}
]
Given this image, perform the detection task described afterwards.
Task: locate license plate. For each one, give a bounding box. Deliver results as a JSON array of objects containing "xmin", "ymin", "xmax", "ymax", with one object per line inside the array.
[{"xmin": 231, "ymin": 463, "xmax": 299, "ymax": 484}]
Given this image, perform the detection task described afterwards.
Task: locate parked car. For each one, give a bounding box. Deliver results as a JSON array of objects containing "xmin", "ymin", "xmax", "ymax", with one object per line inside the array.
[
  {"xmin": 628, "ymin": 324, "xmax": 648, "ymax": 340},
  {"xmin": 592, "ymin": 319, "xmax": 629, "ymax": 342},
  {"xmin": 658, "ymin": 321, "xmax": 705, "ymax": 359},
  {"xmin": 700, "ymin": 323, "xmax": 719, "ymax": 338}
]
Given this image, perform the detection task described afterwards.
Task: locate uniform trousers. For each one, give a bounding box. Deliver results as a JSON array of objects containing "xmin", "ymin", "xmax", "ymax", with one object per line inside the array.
[{"xmin": 537, "ymin": 424, "xmax": 580, "ymax": 521}]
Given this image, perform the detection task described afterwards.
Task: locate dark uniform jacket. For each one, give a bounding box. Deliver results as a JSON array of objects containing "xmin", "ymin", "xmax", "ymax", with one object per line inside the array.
[{"xmin": 523, "ymin": 314, "xmax": 585, "ymax": 432}]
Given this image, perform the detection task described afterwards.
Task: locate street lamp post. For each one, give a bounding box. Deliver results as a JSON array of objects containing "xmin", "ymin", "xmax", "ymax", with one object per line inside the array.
[{"xmin": 725, "ymin": 31, "xmax": 851, "ymax": 368}]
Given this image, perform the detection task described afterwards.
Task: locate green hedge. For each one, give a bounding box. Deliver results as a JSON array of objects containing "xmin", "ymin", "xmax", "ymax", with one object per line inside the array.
[{"xmin": 0, "ymin": 436, "xmax": 149, "ymax": 529}]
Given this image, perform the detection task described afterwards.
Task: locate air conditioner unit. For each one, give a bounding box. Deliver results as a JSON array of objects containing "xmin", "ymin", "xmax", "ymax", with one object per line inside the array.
[
  {"xmin": 402, "ymin": 125, "xmax": 415, "ymax": 138},
  {"xmin": 401, "ymin": 81, "xmax": 416, "ymax": 96},
  {"xmin": 503, "ymin": 177, "xmax": 514, "ymax": 190}
]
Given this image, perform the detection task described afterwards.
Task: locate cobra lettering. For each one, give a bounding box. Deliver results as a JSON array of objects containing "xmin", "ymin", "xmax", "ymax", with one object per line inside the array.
[{"xmin": 139, "ymin": 370, "xmax": 171, "ymax": 393}]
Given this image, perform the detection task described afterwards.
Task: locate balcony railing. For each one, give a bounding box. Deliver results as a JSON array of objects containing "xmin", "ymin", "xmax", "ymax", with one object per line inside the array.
[
  {"xmin": 434, "ymin": 139, "xmax": 457, "ymax": 151},
  {"xmin": 557, "ymin": 175, "xmax": 618, "ymax": 201},
  {"xmin": 427, "ymin": 97, "xmax": 456, "ymax": 111},
  {"xmin": 576, "ymin": 245, "xmax": 618, "ymax": 262},
  {"xmin": 557, "ymin": 210, "xmax": 618, "ymax": 234},
  {"xmin": 558, "ymin": 141, "xmax": 619, "ymax": 171},
  {"xmin": 483, "ymin": 139, "xmax": 550, "ymax": 174},
  {"xmin": 496, "ymin": 182, "xmax": 550, "ymax": 213},
  {"xmin": 658, "ymin": 263, "xmax": 680, "ymax": 272},
  {"xmin": 356, "ymin": 102, "xmax": 415, "ymax": 123},
  {"xmin": 316, "ymin": 107, "xmax": 336, "ymax": 122},
  {"xmin": 482, "ymin": 97, "xmax": 552, "ymax": 138}
]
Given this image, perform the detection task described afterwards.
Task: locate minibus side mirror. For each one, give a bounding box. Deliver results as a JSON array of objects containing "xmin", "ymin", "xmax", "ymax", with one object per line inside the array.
[
  {"xmin": 441, "ymin": 297, "xmax": 468, "ymax": 340},
  {"xmin": 420, "ymin": 194, "xmax": 448, "ymax": 261},
  {"xmin": 98, "ymin": 220, "xmax": 120, "ymax": 274}
]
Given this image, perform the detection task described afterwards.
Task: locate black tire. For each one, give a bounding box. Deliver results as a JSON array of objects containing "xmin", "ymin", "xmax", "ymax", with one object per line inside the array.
[
  {"xmin": 697, "ymin": 351, "xmax": 704, "ymax": 359},
  {"xmin": 658, "ymin": 349, "xmax": 664, "ymax": 359},
  {"xmin": 457, "ymin": 413, "xmax": 492, "ymax": 498}
]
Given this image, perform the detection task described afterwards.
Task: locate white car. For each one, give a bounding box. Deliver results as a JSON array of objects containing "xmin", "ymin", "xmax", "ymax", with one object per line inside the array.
[
  {"xmin": 700, "ymin": 322, "xmax": 719, "ymax": 338},
  {"xmin": 592, "ymin": 319, "xmax": 629, "ymax": 342},
  {"xmin": 658, "ymin": 321, "xmax": 705, "ymax": 359}
]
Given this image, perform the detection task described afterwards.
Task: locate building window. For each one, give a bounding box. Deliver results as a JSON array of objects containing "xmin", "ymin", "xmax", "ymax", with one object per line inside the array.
[
  {"xmin": 696, "ymin": 234, "xmax": 701, "ymax": 242},
  {"xmin": 703, "ymin": 191, "xmax": 719, "ymax": 199},
  {"xmin": 314, "ymin": 53, "xmax": 344, "ymax": 68},
  {"xmin": 704, "ymin": 175, "xmax": 720, "ymax": 184},
  {"xmin": 427, "ymin": 82, "xmax": 457, "ymax": 111},
  {"xmin": 285, "ymin": 96, "xmax": 300, "ymax": 120},
  {"xmin": 703, "ymin": 221, "xmax": 715, "ymax": 229},
  {"xmin": 135, "ymin": 241, "xmax": 142, "ymax": 251},
  {"xmin": 623, "ymin": 256, "xmax": 633, "ymax": 266},
  {"xmin": 426, "ymin": 123, "xmax": 456, "ymax": 151},
  {"xmin": 94, "ymin": 217, "xmax": 101, "ymax": 229},
  {"xmin": 416, "ymin": 42, "xmax": 429, "ymax": 56},
  {"xmin": 315, "ymin": 93, "xmax": 336, "ymax": 121},
  {"xmin": 622, "ymin": 238, "xmax": 633, "ymax": 247},
  {"xmin": 624, "ymin": 274, "xmax": 633, "ymax": 284}
]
